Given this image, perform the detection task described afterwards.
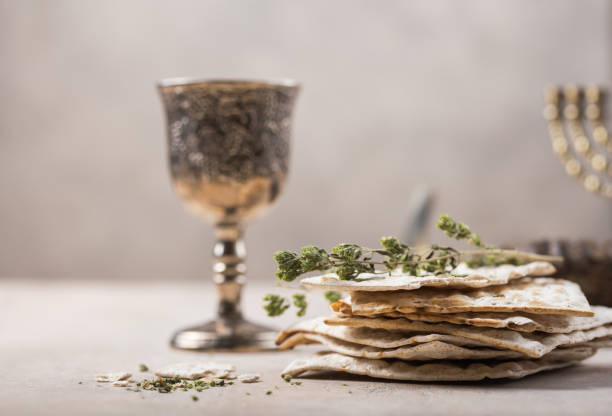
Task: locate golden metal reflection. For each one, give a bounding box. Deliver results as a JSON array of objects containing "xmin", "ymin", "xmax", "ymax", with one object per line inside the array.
[{"xmin": 543, "ymin": 84, "xmax": 612, "ymax": 198}]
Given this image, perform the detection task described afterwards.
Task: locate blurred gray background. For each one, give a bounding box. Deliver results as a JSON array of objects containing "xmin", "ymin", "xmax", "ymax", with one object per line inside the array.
[{"xmin": 1, "ymin": 0, "xmax": 611, "ymax": 281}]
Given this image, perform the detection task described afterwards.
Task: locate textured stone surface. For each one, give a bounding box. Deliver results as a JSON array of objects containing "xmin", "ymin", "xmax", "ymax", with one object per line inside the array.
[{"xmin": 2, "ymin": 279, "xmax": 611, "ymax": 415}]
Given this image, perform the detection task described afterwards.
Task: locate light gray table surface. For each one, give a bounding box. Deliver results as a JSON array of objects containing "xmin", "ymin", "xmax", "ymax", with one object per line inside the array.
[{"xmin": 2, "ymin": 278, "xmax": 611, "ymax": 416}]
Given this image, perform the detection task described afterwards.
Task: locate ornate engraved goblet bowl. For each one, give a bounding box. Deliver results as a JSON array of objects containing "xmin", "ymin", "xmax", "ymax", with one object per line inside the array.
[{"xmin": 158, "ymin": 78, "xmax": 300, "ymax": 350}]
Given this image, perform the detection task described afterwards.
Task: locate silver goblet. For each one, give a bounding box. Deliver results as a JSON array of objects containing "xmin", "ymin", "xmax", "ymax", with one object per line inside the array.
[{"xmin": 157, "ymin": 78, "xmax": 300, "ymax": 350}]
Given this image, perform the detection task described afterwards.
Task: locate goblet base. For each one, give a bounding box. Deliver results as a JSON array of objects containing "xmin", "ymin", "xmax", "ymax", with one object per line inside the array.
[{"xmin": 170, "ymin": 318, "xmax": 278, "ymax": 351}]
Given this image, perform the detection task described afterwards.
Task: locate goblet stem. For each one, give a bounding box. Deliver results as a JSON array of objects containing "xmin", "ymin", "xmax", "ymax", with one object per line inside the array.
[
  {"xmin": 212, "ymin": 223, "xmax": 247, "ymax": 320},
  {"xmin": 169, "ymin": 223, "xmax": 278, "ymax": 351}
]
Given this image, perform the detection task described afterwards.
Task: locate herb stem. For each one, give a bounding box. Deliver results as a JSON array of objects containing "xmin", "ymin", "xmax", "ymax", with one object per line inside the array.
[
  {"xmin": 381, "ymin": 249, "xmax": 563, "ymax": 266},
  {"xmin": 313, "ymin": 250, "xmax": 562, "ymax": 269}
]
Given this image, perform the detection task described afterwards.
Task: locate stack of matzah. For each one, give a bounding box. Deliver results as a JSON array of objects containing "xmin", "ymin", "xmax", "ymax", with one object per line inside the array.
[{"xmin": 277, "ymin": 262, "xmax": 612, "ymax": 381}]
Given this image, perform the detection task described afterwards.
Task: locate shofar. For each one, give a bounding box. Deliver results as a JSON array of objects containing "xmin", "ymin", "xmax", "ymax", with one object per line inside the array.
[
  {"xmin": 300, "ymin": 261, "xmax": 556, "ymax": 291},
  {"xmin": 280, "ymin": 346, "xmax": 596, "ymax": 381}
]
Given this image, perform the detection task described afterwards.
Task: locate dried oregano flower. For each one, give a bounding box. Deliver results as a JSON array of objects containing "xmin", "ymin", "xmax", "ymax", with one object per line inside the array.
[
  {"xmin": 324, "ymin": 290, "xmax": 342, "ymax": 303},
  {"xmin": 262, "ymin": 294, "xmax": 289, "ymax": 317},
  {"xmin": 292, "ymin": 294, "xmax": 307, "ymax": 317}
]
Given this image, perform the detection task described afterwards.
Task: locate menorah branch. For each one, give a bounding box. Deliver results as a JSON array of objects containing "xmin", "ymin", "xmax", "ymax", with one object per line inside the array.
[{"xmin": 543, "ymin": 84, "xmax": 612, "ymax": 198}]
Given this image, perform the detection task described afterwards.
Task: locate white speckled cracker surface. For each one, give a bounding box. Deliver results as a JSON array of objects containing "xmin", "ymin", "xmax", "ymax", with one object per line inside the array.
[
  {"xmin": 333, "ymin": 278, "xmax": 593, "ymax": 317},
  {"xmin": 300, "ymin": 262, "xmax": 556, "ymax": 292},
  {"xmin": 281, "ymin": 346, "xmax": 596, "ymax": 381},
  {"xmin": 154, "ymin": 362, "xmax": 235, "ymax": 380},
  {"xmin": 237, "ymin": 373, "xmax": 261, "ymax": 383},
  {"xmin": 95, "ymin": 372, "xmax": 131, "ymax": 383}
]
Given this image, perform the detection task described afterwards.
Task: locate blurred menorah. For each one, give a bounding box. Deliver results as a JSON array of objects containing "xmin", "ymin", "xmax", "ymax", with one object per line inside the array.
[{"xmin": 543, "ymin": 85, "xmax": 612, "ymax": 198}]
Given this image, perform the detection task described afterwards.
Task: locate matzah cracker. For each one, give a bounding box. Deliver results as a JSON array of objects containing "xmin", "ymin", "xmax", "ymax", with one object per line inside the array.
[
  {"xmin": 237, "ymin": 373, "xmax": 261, "ymax": 383},
  {"xmin": 281, "ymin": 346, "xmax": 596, "ymax": 381},
  {"xmin": 154, "ymin": 362, "xmax": 235, "ymax": 380},
  {"xmin": 322, "ymin": 315, "xmax": 612, "ymax": 358},
  {"xmin": 301, "ymin": 262, "xmax": 556, "ymax": 292},
  {"xmin": 335, "ymin": 278, "xmax": 593, "ymax": 317},
  {"xmin": 276, "ymin": 317, "xmax": 491, "ymax": 349},
  {"xmin": 280, "ymin": 332, "xmax": 528, "ymax": 361},
  {"xmin": 333, "ymin": 305, "xmax": 612, "ymax": 333},
  {"xmin": 95, "ymin": 372, "xmax": 131, "ymax": 383}
]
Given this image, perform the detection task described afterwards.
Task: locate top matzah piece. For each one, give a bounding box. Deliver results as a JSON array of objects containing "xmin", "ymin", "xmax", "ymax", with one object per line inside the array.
[
  {"xmin": 334, "ymin": 278, "xmax": 593, "ymax": 317},
  {"xmin": 300, "ymin": 261, "xmax": 556, "ymax": 292}
]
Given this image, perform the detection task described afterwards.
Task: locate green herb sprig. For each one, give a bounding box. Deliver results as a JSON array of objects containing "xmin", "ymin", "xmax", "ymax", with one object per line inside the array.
[
  {"xmin": 264, "ymin": 214, "xmax": 562, "ymax": 317},
  {"xmin": 292, "ymin": 294, "xmax": 307, "ymax": 317},
  {"xmin": 262, "ymin": 293, "xmax": 309, "ymax": 317},
  {"xmin": 324, "ymin": 290, "xmax": 342, "ymax": 303},
  {"xmin": 273, "ymin": 214, "xmax": 560, "ymax": 282},
  {"xmin": 135, "ymin": 376, "xmax": 228, "ymax": 394},
  {"xmin": 262, "ymin": 294, "xmax": 290, "ymax": 317}
]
